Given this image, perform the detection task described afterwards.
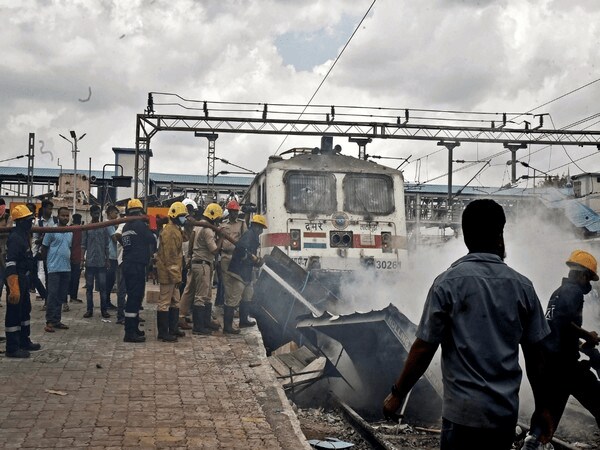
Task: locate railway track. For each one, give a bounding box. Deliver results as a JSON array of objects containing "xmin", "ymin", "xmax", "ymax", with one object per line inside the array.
[{"xmin": 334, "ymin": 400, "xmax": 582, "ymax": 450}]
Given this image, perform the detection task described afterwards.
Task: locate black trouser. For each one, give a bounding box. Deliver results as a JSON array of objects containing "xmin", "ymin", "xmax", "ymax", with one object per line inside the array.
[
  {"xmin": 5, "ymin": 273, "xmax": 32, "ymax": 353},
  {"xmin": 106, "ymin": 259, "xmax": 118, "ymax": 304},
  {"xmin": 123, "ymin": 262, "xmax": 146, "ymax": 334},
  {"xmin": 29, "ymin": 267, "xmax": 47, "ymax": 300},
  {"xmin": 179, "ymin": 263, "xmax": 188, "ymax": 297},
  {"xmin": 545, "ymin": 357, "xmax": 600, "ymax": 429},
  {"xmin": 69, "ymin": 263, "xmax": 81, "ymax": 300},
  {"xmin": 46, "ymin": 272, "xmax": 70, "ymax": 325},
  {"xmin": 440, "ymin": 418, "xmax": 515, "ymax": 450},
  {"xmin": 116, "ymin": 264, "xmax": 127, "ymax": 321}
]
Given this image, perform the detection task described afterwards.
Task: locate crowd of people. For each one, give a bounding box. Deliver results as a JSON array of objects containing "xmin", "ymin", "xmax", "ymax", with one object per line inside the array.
[
  {"xmin": 1, "ymin": 196, "xmax": 598, "ymax": 450},
  {"xmin": 0, "ymin": 196, "xmax": 267, "ymax": 352}
]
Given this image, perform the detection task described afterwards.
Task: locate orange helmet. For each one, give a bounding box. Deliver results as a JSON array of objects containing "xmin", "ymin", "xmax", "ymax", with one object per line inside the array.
[{"xmin": 566, "ymin": 250, "xmax": 599, "ymax": 281}]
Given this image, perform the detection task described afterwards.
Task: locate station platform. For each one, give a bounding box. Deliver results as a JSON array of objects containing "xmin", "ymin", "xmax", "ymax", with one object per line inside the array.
[{"xmin": 0, "ymin": 283, "xmax": 311, "ymax": 449}]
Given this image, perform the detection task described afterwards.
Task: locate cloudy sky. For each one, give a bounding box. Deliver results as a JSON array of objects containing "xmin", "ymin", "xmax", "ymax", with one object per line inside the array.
[{"xmin": 2, "ymin": 0, "xmax": 600, "ymax": 189}]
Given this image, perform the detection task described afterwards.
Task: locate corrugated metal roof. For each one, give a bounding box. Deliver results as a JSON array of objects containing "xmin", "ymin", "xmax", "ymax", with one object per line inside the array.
[
  {"xmin": 405, "ymin": 183, "xmax": 535, "ymax": 196},
  {"xmin": 0, "ymin": 166, "xmax": 253, "ymax": 186},
  {"xmin": 537, "ymin": 187, "xmax": 600, "ymax": 233}
]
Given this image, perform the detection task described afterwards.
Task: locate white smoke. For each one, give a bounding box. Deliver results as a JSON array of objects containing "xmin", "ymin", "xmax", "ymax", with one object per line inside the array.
[{"xmin": 335, "ymin": 201, "xmax": 599, "ymax": 434}]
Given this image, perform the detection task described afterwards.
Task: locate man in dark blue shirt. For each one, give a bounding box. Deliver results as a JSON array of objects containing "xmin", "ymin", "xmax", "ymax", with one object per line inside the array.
[
  {"xmin": 383, "ymin": 199, "xmax": 552, "ymax": 450},
  {"xmin": 121, "ymin": 199, "xmax": 156, "ymax": 343},
  {"xmin": 4, "ymin": 205, "xmax": 42, "ymax": 358}
]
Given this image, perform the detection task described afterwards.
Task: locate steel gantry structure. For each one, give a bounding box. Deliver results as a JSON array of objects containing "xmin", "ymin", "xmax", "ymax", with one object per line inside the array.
[{"xmin": 134, "ymin": 95, "xmax": 600, "ymax": 203}]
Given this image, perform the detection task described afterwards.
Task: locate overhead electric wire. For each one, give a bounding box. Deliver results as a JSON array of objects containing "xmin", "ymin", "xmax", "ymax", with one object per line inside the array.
[
  {"xmin": 273, "ymin": 0, "xmax": 377, "ymax": 155},
  {"xmin": 0, "ymin": 154, "xmax": 26, "ymax": 164}
]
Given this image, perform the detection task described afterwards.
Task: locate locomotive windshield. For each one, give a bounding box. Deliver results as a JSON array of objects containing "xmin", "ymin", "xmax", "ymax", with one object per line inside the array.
[
  {"xmin": 343, "ymin": 174, "xmax": 394, "ymax": 215},
  {"xmin": 285, "ymin": 171, "xmax": 336, "ymax": 214}
]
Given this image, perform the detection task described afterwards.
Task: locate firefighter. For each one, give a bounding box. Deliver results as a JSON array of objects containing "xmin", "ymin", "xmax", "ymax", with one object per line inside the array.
[
  {"xmin": 121, "ymin": 199, "xmax": 156, "ymax": 343},
  {"xmin": 219, "ymin": 200, "xmax": 249, "ymax": 333},
  {"xmin": 525, "ymin": 250, "xmax": 600, "ymax": 448},
  {"xmin": 225, "ymin": 214, "xmax": 267, "ymax": 334},
  {"xmin": 190, "ymin": 203, "xmax": 223, "ymax": 335},
  {"xmin": 4, "ymin": 205, "xmax": 42, "ymax": 358},
  {"xmin": 154, "ymin": 202, "xmax": 188, "ymax": 342}
]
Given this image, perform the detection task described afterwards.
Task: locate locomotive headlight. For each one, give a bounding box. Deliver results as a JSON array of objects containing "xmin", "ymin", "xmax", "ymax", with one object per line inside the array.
[{"xmin": 330, "ymin": 231, "xmax": 353, "ymax": 248}]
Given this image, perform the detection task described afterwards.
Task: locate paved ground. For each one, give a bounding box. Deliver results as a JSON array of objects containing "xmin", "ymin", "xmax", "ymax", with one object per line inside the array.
[{"xmin": 0, "ymin": 285, "xmax": 311, "ymax": 449}]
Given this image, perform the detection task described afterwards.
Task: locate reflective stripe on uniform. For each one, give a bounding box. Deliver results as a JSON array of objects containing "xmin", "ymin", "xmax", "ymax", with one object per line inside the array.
[
  {"xmin": 21, "ymin": 320, "xmax": 30, "ymax": 326},
  {"xmin": 124, "ymin": 312, "xmax": 138, "ymax": 318},
  {"xmin": 121, "ymin": 230, "xmax": 138, "ymax": 237},
  {"xmin": 5, "ymin": 261, "xmax": 16, "ymax": 267},
  {"xmin": 5, "ymin": 326, "xmax": 21, "ymax": 332}
]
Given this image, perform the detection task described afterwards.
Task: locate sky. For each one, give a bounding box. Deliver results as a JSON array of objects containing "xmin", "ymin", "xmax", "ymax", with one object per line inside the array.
[{"xmin": 2, "ymin": 0, "xmax": 600, "ymax": 190}]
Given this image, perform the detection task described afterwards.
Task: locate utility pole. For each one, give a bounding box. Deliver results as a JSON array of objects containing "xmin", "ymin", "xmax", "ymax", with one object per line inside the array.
[
  {"xmin": 504, "ymin": 143, "xmax": 527, "ymax": 184},
  {"xmin": 195, "ymin": 133, "xmax": 218, "ymax": 202},
  {"xmin": 349, "ymin": 137, "xmax": 372, "ymax": 160},
  {"xmin": 437, "ymin": 141, "xmax": 460, "ymax": 218},
  {"xmin": 27, "ymin": 133, "xmax": 35, "ymax": 202}
]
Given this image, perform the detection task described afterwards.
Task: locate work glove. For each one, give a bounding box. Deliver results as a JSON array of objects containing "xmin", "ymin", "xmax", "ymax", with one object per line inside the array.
[{"xmin": 7, "ymin": 274, "xmax": 21, "ymax": 305}]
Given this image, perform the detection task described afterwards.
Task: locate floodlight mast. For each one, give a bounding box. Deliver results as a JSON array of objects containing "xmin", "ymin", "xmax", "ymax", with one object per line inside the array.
[{"xmin": 60, "ymin": 131, "xmax": 86, "ymax": 214}]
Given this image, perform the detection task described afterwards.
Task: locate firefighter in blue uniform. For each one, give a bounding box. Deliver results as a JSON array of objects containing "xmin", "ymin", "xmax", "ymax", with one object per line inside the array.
[
  {"xmin": 5, "ymin": 205, "xmax": 42, "ymax": 358},
  {"xmin": 121, "ymin": 199, "xmax": 156, "ymax": 343}
]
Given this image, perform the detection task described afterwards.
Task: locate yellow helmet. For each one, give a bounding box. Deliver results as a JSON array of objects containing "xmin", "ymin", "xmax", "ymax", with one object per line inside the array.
[
  {"xmin": 251, "ymin": 214, "xmax": 267, "ymax": 228},
  {"xmin": 11, "ymin": 204, "xmax": 34, "ymax": 221},
  {"xmin": 203, "ymin": 203, "xmax": 223, "ymax": 220},
  {"xmin": 566, "ymin": 250, "xmax": 599, "ymax": 281},
  {"xmin": 168, "ymin": 202, "xmax": 188, "ymax": 219},
  {"xmin": 127, "ymin": 198, "xmax": 143, "ymax": 210}
]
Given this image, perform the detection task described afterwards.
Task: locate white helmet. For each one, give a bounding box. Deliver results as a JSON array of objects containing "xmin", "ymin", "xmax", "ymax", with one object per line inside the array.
[{"xmin": 182, "ymin": 198, "xmax": 198, "ymax": 210}]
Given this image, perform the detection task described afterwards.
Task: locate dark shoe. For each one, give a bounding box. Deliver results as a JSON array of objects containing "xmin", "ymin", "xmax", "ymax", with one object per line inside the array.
[
  {"xmin": 157, "ymin": 311, "xmax": 177, "ymax": 342},
  {"xmin": 54, "ymin": 322, "xmax": 69, "ymax": 330},
  {"xmin": 239, "ymin": 303, "xmax": 256, "ymax": 328},
  {"xmin": 116, "ymin": 318, "xmax": 125, "ymax": 325},
  {"xmin": 83, "ymin": 311, "xmax": 93, "ymax": 318},
  {"xmin": 123, "ymin": 334, "xmax": 146, "ymax": 343},
  {"xmin": 168, "ymin": 308, "xmax": 185, "ymax": 337},
  {"xmin": 223, "ymin": 306, "xmax": 241, "ymax": 335},
  {"xmin": 107, "ymin": 303, "xmax": 117, "ymax": 310},
  {"xmin": 136, "ymin": 329, "xmax": 145, "ymax": 337},
  {"xmin": 22, "ymin": 342, "xmax": 41, "ymax": 351},
  {"xmin": 101, "ymin": 311, "xmax": 110, "ymax": 319},
  {"xmin": 178, "ymin": 317, "xmax": 192, "ymax": 330},
  {"xmin": 44, "ymin": 324, "xmax": 55, "ymax": 333},
  {"xmin": 6, "ymin": 349, "xmax": 30, "ymax": 358},
  {"xmin": 70, "ymin": 297, "xmax": 83, "ymax": 303}
]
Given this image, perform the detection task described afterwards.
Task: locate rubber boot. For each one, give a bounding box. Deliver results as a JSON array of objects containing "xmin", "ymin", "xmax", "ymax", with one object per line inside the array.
[
  {"xmin": 223, "ymin": 306, "xmax": 241, "ymax": 334},
  {"xmin": 205, "ymin": 302, "xmax": 221, "ymax": 330},
  {"xmin": 192, "ymin": 304, "xmax": 212, "ymax": 335},
  {"xmin": 238, "ymin": 302, "xmax": 256, "ymax": 328},
  {"xmin": 157, "ymin": 311, "xmax": 177, "ymax": 342},
  {"xmin": 124, "ymin": 317, "xmax": 146, "ymax": 343},
  {"xmin": 169, "ymin": 308, "xmax": 185, "ymax": 337},
  {"xmin": 135, "ymin": 316, "xmax": 145, "ymax": 337}
]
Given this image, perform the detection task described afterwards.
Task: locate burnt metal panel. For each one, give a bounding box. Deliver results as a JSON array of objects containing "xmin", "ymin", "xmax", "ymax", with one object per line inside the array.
[{"xmin": 296, "ymin": 305, "xmax": 443, "ymax": 424}]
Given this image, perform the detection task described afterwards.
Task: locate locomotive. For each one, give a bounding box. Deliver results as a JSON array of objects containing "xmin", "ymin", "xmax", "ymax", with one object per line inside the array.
[{"xmin": 242, "ymin": 137, "xmax": 408, "ymax": 290}]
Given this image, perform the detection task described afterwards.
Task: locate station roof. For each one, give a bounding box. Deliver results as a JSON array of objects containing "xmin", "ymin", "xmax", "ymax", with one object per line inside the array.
[{"xmin": 0, "ymin": 166, "xmax": 254, "ymax": 186}]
